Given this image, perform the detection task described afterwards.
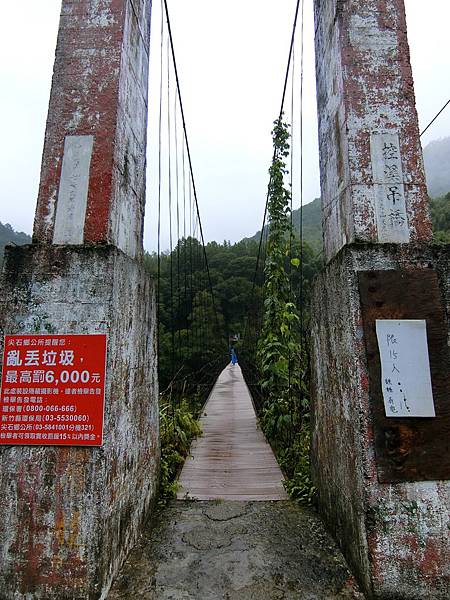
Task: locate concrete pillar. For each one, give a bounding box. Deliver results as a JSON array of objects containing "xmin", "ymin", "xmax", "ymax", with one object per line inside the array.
[
  {"xmin": 311, "ymin": 1, "xmax": 450, "ymax": 598},
  {"xmin": 0, "ymin": 1, "xmax": 159, "ymax": 598},
  {"xmin": 314, "ymin": 0, "xmax": 432, "ymax": 264},
  {"xmin": 33, "ymin": 0, "xmax": 150, "ymax": 259}
]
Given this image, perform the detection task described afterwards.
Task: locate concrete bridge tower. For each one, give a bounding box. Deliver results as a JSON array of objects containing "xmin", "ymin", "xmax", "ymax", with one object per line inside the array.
[
  {"xmin": 0, "ymin": 1, "xmax": 158, "ymax": 598},
  {"xmin": 311, "ymin": 0, "xmax": 450, "ymax": 598}
]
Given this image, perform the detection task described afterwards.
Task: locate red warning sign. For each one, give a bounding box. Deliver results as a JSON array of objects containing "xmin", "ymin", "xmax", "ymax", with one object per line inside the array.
[{"xmin": 0, "ymin": 334, "xmax": 107, "ymax": 447}]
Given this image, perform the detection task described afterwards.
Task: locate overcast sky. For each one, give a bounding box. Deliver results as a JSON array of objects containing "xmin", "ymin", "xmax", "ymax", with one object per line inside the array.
[{"xmin": 0, "ymin": 1, "xmax": 449, "ymax": 250}]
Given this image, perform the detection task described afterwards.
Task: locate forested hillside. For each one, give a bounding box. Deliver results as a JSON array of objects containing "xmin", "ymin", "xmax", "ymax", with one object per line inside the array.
[
  {"xmin": 148, "ymin": 189, "xmax": 449, "ymax": 387},
  {"xmin": 144, "ymin": 235, "xmax": 321, "ymax": 389},
  {"xmin": 247, "ymin": 197, "xmax": 322, "ymax": 252},
  {"xmin": 0, "ymin": 223, "xmax": 31, "ymax": 267},
  {"xmin": 248, "ymin": 192, "xmax": 449, "ymax": 249},
  {"xmin": 430, "ymin": 192, "xmax": 450, "ymax": 243}
]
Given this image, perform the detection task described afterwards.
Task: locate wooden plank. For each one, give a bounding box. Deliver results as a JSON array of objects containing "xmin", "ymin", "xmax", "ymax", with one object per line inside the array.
[
  {"xmin": 358, "ymin": 270, "xmax": 450, "ymax": 483},
  {"xmin": 177, "ymin": 365, "xmax": 288, "ymax": 500}
]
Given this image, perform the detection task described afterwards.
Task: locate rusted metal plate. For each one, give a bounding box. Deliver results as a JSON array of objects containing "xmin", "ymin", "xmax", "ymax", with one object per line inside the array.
[{"xmin": 359, "ymin": 270, "xmax": 450, "ymax": 483}]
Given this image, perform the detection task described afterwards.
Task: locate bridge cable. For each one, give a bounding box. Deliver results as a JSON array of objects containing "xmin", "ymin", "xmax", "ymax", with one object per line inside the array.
[
  {"xmin": 288, "ymin": 47, "xmax": 295, "ymax": 394},
  {"xmin": 157, "ymin": 1, "xmax": 218, "ymax": 405},
  {"xmin": 162, "ymin": 0, "xmax": 221, "ymax": 338},
  {"xmin": 420, "ymin": 98, "xmax": 450, "ymax": 137},
  {"xmin": 182, "ymin": 134, "xmax": 190, "ymax": 356},
  {"xmin": 167, "ymin": 38, "xmax": 176, "ymax": 398},
  {"xmin": 156, "ymin": 0, "xmax": 164, "ymax": 366},
  {"xmin": 298, "ymin": 0, "xmax": 305, "ymax": 343},
  {"xmin": 245, "ymin": 0, "xmax": 302, "ymax": 346},
  {"xmin": 174, "ymin": 90, "xmax": 182, "ymax": 372},
  {"xmin": 156, "ymin": 1, "xmax": 224, "ymax": 403}
]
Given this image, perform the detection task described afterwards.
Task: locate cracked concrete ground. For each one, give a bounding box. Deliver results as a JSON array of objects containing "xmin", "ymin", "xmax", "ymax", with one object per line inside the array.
[{"xmin": 108, "ymin": 501, "xmax": 365, "ymax": 599}]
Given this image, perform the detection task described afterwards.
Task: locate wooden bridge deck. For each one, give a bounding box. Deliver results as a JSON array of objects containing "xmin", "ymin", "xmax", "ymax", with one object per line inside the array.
[{"xmin": 177, "ymin": 364, "xmax": 288, "ymax": 501}]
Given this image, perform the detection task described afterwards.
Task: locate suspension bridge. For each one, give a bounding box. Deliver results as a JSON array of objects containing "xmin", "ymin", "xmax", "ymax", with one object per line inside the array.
[
  {"xmin": 106, "ymin": 360, "xmax": 363, "ymax": 597},
  {"xmin": 0, "ymin": 0, "xmax": 449, "ymax": 599},
  {"xmin": 151, "ymin": 0, "xmax": 309, "ymax": 438},
  {"xmin": 177, "ymin": 364, "xmax": 288, "ymax": 501}
]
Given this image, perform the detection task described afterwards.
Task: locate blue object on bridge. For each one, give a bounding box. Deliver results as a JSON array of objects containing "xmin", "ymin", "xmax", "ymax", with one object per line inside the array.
[{"xmin": 230, "ymin": 347, "xmax": 238, "ymax": 365}]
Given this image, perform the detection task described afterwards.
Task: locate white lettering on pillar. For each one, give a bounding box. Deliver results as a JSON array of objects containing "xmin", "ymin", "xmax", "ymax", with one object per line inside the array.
[
  {"xmin": 53, "ymin": 135, "xmax": 94, "ymax": 244},
  {"xmin": 370, "ymin": 133, "xmax": 410, "ymax": 243}
]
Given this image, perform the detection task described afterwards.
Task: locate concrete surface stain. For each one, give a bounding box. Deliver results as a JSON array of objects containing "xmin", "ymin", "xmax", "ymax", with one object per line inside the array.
[{"xmin": 108, "ymin": 501, "xmax": 365, "ymax": 600}]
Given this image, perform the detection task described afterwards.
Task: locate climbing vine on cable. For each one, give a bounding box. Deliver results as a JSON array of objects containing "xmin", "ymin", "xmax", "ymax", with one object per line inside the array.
[{"xmin": 256, "ymin": 117, "xmax": 315, "ymax": 504}]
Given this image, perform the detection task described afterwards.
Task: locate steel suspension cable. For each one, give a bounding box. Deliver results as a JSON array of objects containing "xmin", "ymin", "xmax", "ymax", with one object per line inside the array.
[
  {"xmin": 288, "ymin": 47, "xmax": 295, "ymax": 394},
  {"xmin": 157, "ymin": 0, "xmax": 164, "ymax": 356},
  {"xmin": 298, "ymin": 0, "xmax": 305, "ymax": 342},
  {"xmin": 174, "ymin": 90, "xmax": 182, "ymax": 368},
  {"xmin": 162, "ymin": 0, "xmax": 221, "ymax": 338},
  {"xmin": 182, "ymin": 134, "xmax": 190, "ymax": 356},
  {"xmin": 156, "ymin": 1, "xmax": 225, "ymax": 399},
  {"xmin": 188, "ymin": 175, "xmax": 197, "ymax": 356},
  {"xmin": 420, "ymin": 98, "xmax": 450, "ymax": 137},
  {"xmin": 167, "ymin": 38, "xmax": 175, "ymax": 387},
  {"xmin": 244, "ymin": 0, "xmax": 303, "ymax": 344}
]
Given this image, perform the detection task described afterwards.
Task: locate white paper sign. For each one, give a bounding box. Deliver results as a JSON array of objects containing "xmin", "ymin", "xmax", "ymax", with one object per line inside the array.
[{"xmin": 375, "ymin": 320, "xmax": 435, "ymax": 417}]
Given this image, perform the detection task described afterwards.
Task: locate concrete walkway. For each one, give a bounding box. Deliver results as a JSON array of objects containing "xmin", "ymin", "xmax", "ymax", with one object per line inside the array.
[
  {"xmin": 108, "ymin": 366, "xmax": 364, "ymax": 600},
  {"xmin": 108, "ymin": 501, "xmax": 364, "ymax": 599},
  {"xmin": 177, "ymin": 364, "xmax": 288, "ymax": 501},
  {"xmin": 108, "ymin": 367, "xmax": 365, "ymax": 599}
]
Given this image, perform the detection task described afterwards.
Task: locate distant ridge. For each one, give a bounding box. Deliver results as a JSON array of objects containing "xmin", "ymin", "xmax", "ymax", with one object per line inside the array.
[
  {"xmin": 244, "ymin": 137, "xmax": 450, "ymax": 250},
  {"xmin": 0, "ymin": 223, "xmax": 32, "ymax": 266},
  {"xmin": 1, "ymin": 137, "xmax": 448, "ymax": 260},
  {"xmin": 423, "ymin": 136, "xmax": 450, "ymax": 198},
  {"xmin": 245, "ymin": 197, "xmax": 322, "ymax": 252}
]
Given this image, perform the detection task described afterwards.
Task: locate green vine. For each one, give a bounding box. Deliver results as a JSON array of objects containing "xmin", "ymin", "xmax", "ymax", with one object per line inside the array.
[{"xmin": 256, "ymin": 117, "xmax": 315, "ymax": 504}]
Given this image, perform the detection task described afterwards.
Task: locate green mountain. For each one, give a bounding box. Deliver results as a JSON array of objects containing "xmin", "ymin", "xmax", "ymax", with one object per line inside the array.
[
  {"xmin": 1, "ymin": 137, "xmax": 448, "ymax": 264},
  {"xmin": 246, "ymin": 197, "xmax": 322, "ymax": 253},
  {"xmin": 423, "ymin": 137, "xmax": 450, "ymax": 198},
  {"xmin": 430, "ymin": 192, "xmax": 450, "ymax": 243},
  {"xmin": 0, "ymin": 223, "xmax": 32, "ymax": 267},
  {"xmin": 292, "ymin": 198, "xmax": 322, "ymax": 251},
  {"xmin": 292, "ymin": 194, "xmax": 450, "ymax": 247},
  {"xmin": 246, "ymin": 156, "xmax": 450, "ymax": 250},
  {"xmin": 245, "ymin": 136, "xmax": 450, "ymax": 249}
]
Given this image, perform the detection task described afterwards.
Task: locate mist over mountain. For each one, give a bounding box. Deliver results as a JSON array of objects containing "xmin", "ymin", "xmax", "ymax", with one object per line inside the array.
[
  {"xmin": 247, "ymin": 137, "xmax": 450, "ymax": 249},
  {"xmin": 0, "ymin": 137, "xmax": 448, "ymax": 262},
  {"xmin": 423, "ymin": 136, "xmax": 450, "ymax": 198},
  {"xmin": 244, "ymin": 198, "xmax": 322, "ymax": 252}
]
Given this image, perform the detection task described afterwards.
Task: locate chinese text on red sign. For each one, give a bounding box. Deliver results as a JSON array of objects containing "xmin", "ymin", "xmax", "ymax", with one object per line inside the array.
[{"xmin": 0, "ymin": 335, "xmax": 107, "ymax": 446}]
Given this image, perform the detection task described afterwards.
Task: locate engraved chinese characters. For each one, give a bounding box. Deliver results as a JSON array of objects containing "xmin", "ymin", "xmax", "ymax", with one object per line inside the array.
[
  {"xmin": 370, "ymin": 133, "xmax": 410, "ymax": 243},
  {"xmin": 53, "ymin": 135, "xmax": 94, "ymax": 245},
  {"xmin": 0, "ymin": 334, "xmax": 107, "ymax": 446},
  {"xmin": 375, "ymin": 320, "xmax": 435, "ymax": 417}
]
